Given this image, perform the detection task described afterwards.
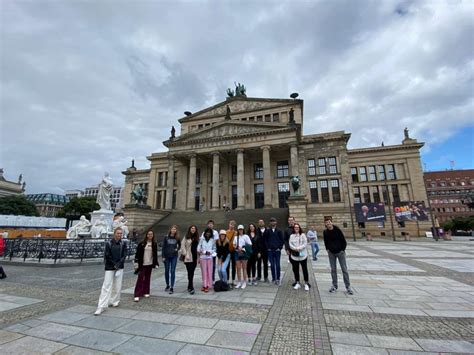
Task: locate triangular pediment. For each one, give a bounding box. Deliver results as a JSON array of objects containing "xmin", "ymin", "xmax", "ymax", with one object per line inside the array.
[
  {"xmin": 168, "ymin": 121, "xmax": 289, "ymax": 145},
  {"xmin": 179, "ymin": 97, "xmax": 299, "ymax": 122}
]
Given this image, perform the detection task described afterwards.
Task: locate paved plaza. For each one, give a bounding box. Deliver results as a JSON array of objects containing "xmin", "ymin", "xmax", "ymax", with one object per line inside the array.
[{"xmin": 0, "ymin": 238, "xmax": 473, "ymax": 354}]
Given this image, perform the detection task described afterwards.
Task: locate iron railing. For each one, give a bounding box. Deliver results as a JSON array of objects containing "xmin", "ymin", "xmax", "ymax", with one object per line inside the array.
[{"xmin": 1, "ymin": 238, "xmax": 138, "ymax": 264}]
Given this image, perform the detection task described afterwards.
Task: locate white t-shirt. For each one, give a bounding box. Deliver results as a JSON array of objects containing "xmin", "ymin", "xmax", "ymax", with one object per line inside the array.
[{"xmin": 233, "ymin": 234, "xmax": 252, "ymax": 250}]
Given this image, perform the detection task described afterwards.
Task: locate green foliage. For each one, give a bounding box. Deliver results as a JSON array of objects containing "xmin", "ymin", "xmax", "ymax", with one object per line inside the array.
[
  {"xmin": 57, "ymin": 197, "xmax": 99, "ymax": 220},
  {"xmin": 442, "ymin": 216, "xmax": 474, "ymax": 232},
  {"xmin": 0, "ymin": 195, "xmax": 39, "ymax": 216}
]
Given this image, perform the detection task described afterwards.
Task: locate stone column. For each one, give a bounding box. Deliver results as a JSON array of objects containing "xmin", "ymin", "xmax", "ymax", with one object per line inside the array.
[
  {"xmin": 212, "ymin": 152, "xmax": 220, "ymax": 210},
  {"xmin": 290, "ymin": 144, "xmax": 299, "ymax": 177},
  {"xmin": 237, "ymin": 149, "xmax": 245, "ymax": 209},
  {"xmin": 261, "ymin": 145, "xmax": 272, "ymax": 208},
  {"xmin": 187, "ymin": 154, "xmax": 197, "ymax": 210},
  {"xmin": 165, "ymin": 156, "xmax": 175, "ymax": 209}
]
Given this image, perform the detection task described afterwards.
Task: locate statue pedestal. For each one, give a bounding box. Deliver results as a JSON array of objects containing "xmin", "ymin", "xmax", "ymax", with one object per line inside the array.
[
  {"xmin": 91, "ymin": 209, "xmax": 114, "ymax": 232},
  {"xmin": 287, "ymin": 195, "xmax": 308, "ymax": 229}
]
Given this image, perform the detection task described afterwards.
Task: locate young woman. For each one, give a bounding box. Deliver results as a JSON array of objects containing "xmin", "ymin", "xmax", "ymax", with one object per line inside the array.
[
  {"xmin": 179, "ymin": 225, "xmax": 199, "ymax": 294},
  {"xmin": 134, "ymin": 230, "xmax": 159, "ymax": 302},
  {"xmin": 246, "ymin": 223, "xmax": 260, "ymax": 286},
  {"xmin": 198, "ymin": 228, "xmax": 216, "ymax": 292},
  {"xmin": 162, "ymin": 225, "xmax": 181, "ymax": 294},
  {"xmin": 216, "ymin": 230, "xmax": 231, "ymax": 283},
  {"xmin": 233, "ymin": 224, "xmax": 252, "ymax": 289},
  {"xmin": 226, "ymin": 220, "xmax": 237, "ymax": 286},
  {"xmin": 289, "ymin": 223, "xmax": 311, "ymax": 291}
]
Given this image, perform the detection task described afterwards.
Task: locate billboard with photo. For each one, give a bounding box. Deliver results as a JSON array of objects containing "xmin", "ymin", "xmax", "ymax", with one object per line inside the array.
[
  {"xmin": 393, "ymin": 201, "xmax": 429, "ymax": 222},
  {"xmin": 354, "ymin": 202, "xmax": 386, "ymax": 223}
]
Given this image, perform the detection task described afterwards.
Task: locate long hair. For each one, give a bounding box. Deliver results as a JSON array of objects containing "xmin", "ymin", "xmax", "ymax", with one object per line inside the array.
[
  {"xmin": 141, "ymin": 230, "xmax": 155, "ymax": 245},
  {"xmin": 217, "ymin": 234, "xmax": 229, "ymax": 247},
  {"xmin": 203, "ymin": 227, "xmax": 213, "ymax": 240},
  {"xmin": 168, "ymin": 225, "xmax": 180, "ymax": 241},
  {"xmin": 186, "ymin": 225, "xmax": 199, "ymax": 243},
  {"xmin": 292, "ymin": 223, "xmax": 304, "ymax": 235},
  {"xmin": 247, "ymin": 223, "xmax": 257, "ymax": 236}
]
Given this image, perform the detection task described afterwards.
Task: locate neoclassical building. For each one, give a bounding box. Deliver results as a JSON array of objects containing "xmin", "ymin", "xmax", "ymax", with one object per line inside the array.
[{"xmin": 123, "ymin": 92, "xmax": 431, "ymax": 237}]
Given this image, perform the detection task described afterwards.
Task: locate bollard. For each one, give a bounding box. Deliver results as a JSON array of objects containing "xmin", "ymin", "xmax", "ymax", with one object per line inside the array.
[{"xmin": 366, "ymin": 232, "xmax": 373, "ymax": 241}]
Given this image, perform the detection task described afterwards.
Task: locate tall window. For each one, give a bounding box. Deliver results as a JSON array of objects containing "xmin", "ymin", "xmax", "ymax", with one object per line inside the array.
[
  {"xmin": 172, "ymin": 190, "xmax": 177, "ymax": 209},
  {"xmin": 307, "ymin": 159, "xmax": 316, "ymax": 176},
  {"xmin": 196, "ymin": 168, "xmax": 201, "ymax": 184},
  {"xmin": 254, "ymin": 163, "xmax": 263, "ymax": 179},
  {"xmin": 353, "ymin": 187, "xmax": 361, "ymax": 203},
  {"xmin": 158, "ymin": 172, "xmax": 165, "ymax": 187},
  {"xmin": 272, "ymin": 113, "xmax": 280, "ymax": 122},
  {"xmin": 387, "ymin": 164, "xmax": 396, "ymax": 180},
  {"xmin": 372, "ymin": 186, "xmax": 381, "ymax": 203},
  {"xmin": 320, "ymin": 180, "xmax": 329, "ymax": 203},
  {"xmin": 328, "ymin": 157, "xmax": 338, "ymax": 174},
  {"xmin": 382, "ymin": 185, "xmax": 389, "ymax": 202},
  {"xmin": 173, "ymin": 170, "xmax": 178, "ymax": 186},
  {"xmin": 362, "ymin": 186, "xmax": 370, "ymax": 203},
  {"xmin": 277, "ymin": 161, "xmax": 289, "ymax": 178},
  {"xmin": 351, "ymin": 167, "xmax": 358, "ymax": 182},
  {"xmin": 231, "ymin": 165, "xmax": 237, "ymax": 182},
  {"xmin": 318, "ymin": 158, "xmax": 326, "ymax": 175},
  {"xmin": 331, "ymin": 179, "xmax": 341, "ymax": 202},
  {"xmin": 309, "ymin": 180, "xmax": 318, "ymax": 203},
  {"xmin": 378, "ymin": 165, "xmax": 386, "ymax": 180},
  {"xmin": 359, "ymin": 167, "xmax": 367, "ymax": 182},
  {"xmin": 391, "ymin": 184, "xmax": 400, "ymax": 203},
  {"xmin": 369, "ymin": 166, "xmax": 377, "ymax": 181}
]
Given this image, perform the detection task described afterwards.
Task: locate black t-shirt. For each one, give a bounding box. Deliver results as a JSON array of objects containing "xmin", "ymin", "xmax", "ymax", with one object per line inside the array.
[{"xmin": 323, "ymin": 226, "xmax": 347, "ymax": 254}]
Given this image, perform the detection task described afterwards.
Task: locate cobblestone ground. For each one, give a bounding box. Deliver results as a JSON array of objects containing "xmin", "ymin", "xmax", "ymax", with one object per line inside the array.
[{"xmin": 0, "ymin": 237, "xmax": 472, "ymax": 354}]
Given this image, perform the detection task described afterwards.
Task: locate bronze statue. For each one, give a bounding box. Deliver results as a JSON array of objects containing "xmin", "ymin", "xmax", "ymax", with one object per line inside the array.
[
  {"xmin": 131, "ymin": 159, "xmax": 135, "ymax": 168},
  {"xmin": 131, "ymin": 185, "xmax": 147, "ymax": 205},
  {"xmin": 226, "ymin": 88, "xmax": 234, "ymax": 97},
  {"xmin": 291, "ymin": 176, "xmax": 301, "ymax": 194},
  {"xmin": 404, "ymin": 127, "xmax": 410, "ymax": 139},
  {"xmin": 225, "ymin": 105, "xmax": 231, "ymax": 120},
  {"xmin": 170, "ymin": 125, "xmax": 176, "ymax": 139}
]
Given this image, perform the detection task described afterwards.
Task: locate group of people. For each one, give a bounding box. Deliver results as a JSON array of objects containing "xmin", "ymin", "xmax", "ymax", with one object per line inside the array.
[{"xmin": 94, "ymin": 216, "xmax": 353, "ymax": 316}]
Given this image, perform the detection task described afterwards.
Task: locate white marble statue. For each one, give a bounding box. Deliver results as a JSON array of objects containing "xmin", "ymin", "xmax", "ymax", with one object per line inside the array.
[
  {"xmin": 90, "ymin": 214, "xmax": 109, "ymax": 239},
  {"xmin": 97, "ymin": 172, "xmax": 113, "ymax": 211},
  {"xmin": 66, "ymin": 215, "xmax": 92, "ymax": 240},
  {"xmin": 112, "ymin": 216, "xmax": 129, "ymax": 239}
]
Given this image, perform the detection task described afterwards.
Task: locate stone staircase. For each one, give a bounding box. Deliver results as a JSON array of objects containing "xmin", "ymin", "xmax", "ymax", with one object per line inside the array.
[{"xmin": 148, "ymin": 208, "xmax": 289, "ymax": 243}]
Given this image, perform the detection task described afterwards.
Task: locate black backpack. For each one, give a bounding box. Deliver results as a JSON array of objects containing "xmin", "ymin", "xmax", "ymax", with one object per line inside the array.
[{"xmin": 214, "ymin": 280, "xmax": 229, "ymax": 292}]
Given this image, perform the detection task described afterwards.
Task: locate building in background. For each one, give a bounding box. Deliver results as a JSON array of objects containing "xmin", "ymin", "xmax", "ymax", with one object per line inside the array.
[
  {"xmin": 26, "ymin": 193, "xmax": 69, "ymax": 217},
  {"xmin": 123, "ymin": 90, "xmax": 431, "ymax": 238},
  {"xmin": 0, "ymin": 169, "xmax": 25, "ymax": 197},
  {"xmin": 424, "ymin": 170, "xmax": 474, "ymax": 224},
  {"xmin": 83, "ymin": 185, "xmax": 123, "ymax": 212},
  {"xmin": 64, "ymin": 189, "xmax": 84, "ymax": 200}
]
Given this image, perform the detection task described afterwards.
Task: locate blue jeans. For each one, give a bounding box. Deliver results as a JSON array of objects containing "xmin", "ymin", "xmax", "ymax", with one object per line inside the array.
[
  {"xmin": 311, "ymin": 242, "xmax": 320, "ymax": 259},
  {"xmin": 267, "ymin": 249, "xmax": 281, "ymax": 281},
  {"xmin": 218, "ymin": 254, "xmax": 231, "ymax": 282},
  {"xmin": 164, "ymin": 256, "xmax": 178, "ymax": 287}
]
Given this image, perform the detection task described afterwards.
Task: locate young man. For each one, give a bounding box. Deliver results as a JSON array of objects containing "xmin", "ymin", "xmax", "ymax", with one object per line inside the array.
[
  {"xmin": 265, "ymin": 217, "xmax": 284, "ymax": 285},
  {"xmin": 323, "ymin": 217, "xmax": 354, "ymax": 295},
  {"xmin": 201, "ymin": 220, "xmax": 219, "ymax": 283},
  {"xmin": 95, "ymin": 227, "xmax": 128, "ymax": 315},
  {"xmin": 256, "ymin": 219, "xmax": 269, "ymax": 282},
  {"xmin": 307, "ymin": 225, "xmax": 319, "ymax": 261}
]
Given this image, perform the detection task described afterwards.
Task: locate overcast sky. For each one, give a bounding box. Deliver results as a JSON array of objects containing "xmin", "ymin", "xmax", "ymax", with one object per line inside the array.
[{"xmin": 1, "ymin": 0, "xmax": 473, "ymax": 194}]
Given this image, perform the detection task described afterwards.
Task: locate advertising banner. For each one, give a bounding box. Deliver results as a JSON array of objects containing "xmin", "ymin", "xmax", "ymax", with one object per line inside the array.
[
  {"xmin": 354, "ymin": 202, "xmax": 386, "ymax": 223},
  {"xmin": 393, "ymin": 201, "xmax": 429, "ymax": 222}
]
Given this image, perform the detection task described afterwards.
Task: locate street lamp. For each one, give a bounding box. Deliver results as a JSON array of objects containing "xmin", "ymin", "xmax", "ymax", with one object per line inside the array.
[
  {"xmin": 383, "ymin": 179, "xmax": 396, "ymax": 241},
  {"xmin": 345, "ymin": 180, "xmax": 357, "ymax": 241}
]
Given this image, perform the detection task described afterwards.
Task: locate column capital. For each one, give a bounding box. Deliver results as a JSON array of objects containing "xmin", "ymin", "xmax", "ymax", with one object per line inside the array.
[
  {"xmin": 188, "ymin": 153, "xmax": 197, "ymax": 160},
  {"xmin": 290, "ymin": 142, "xmax": 299, "ymax": 148},
  {"xmin": 211, "ymin": 151, "xmax": 221, "ymax": 157},
  {"xmin": 236, "ymin": 148, "xmax": 245, "ymax": 154},
  {"xmin": 260, "ymin": 145, "xmax": 271, "ymax": 151}
]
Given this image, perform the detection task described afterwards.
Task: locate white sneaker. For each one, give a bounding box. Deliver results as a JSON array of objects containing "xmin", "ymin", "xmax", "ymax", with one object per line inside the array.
[
  {"xmin": 304, "ymin": 284, "xmax": 310, "ymax": 291},
  {"xmin": 134, "ymin": 297, "xmax": 139, "ymax": 302},
  {"xmin": 111, "ymin": 301, "xmax": 120, "ymax": 307},
  {"xmin": 144, "ymin": 294, "xmax": 150, "ymax": 298},
  {"xmin": 236, "ymin": 282, "xmax": 242, "ymax": 289},
  {"xmin": 241, "ymin": 282, "xmax": 247, "ymax": 289},
  {"xmin": 94, "ymin": 308, "xmax": 103, "ymax": 316},
  {"xmin": 293, "ymin": 283, "xmax": 301, "ymax": 290}
]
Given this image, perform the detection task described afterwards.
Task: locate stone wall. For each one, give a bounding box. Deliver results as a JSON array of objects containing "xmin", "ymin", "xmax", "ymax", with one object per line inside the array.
[{"xmin": 123, "ymin": 206, "xmax": 168, "ymax": 234}]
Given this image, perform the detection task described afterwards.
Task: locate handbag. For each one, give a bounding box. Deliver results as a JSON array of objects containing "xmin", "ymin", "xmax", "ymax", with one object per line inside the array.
[
  {"xmin": 244, "ymin": 244, "xmax": 253, "ymax": 258},
  {"xmin": 179, "ymin": 254, "xmax": 185, "ymax": 262},
  {"xmin": 291, "ymin": 250, "xmax": 300, "ymax": 257}
]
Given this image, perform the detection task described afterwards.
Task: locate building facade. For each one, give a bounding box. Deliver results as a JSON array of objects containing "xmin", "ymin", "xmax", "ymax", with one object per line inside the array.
[
  {"xmin": 424, "ymin": 170, "xmax": 474, "ymax": 224},
  {"xmin": 26, "ymin": 193, "xmax": 69, "ymax": 217},
  {"xmin": 64, "ymin": 189, "xmax": 84, "ymax": 200},
  {"xmin": 123, "ymin": 94, "xmax": 431, "ymax": 237},
  {"xmin": 0, "ymin": 169, "xmax": 25, "ymax": 197}
]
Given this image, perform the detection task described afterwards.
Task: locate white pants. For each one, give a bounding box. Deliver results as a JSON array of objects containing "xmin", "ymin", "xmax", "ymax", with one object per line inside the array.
[{"xmin": 97, "ymin": 269, "xmax": 123, "ymax": 309}]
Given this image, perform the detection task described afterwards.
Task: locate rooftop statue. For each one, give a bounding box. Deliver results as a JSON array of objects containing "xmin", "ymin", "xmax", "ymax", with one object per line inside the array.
[
  {"xmin": 404, "ymin": 127, "xmax": 410, "ymax": 140},
  {"xmin": 227, "ymin": 82, "xmax": 246, "ymax": 97}
]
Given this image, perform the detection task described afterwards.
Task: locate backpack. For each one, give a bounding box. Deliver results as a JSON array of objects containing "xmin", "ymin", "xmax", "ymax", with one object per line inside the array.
[{"xmin": 214, "ymin": 280, "xmax": 229, "ymax": 292}]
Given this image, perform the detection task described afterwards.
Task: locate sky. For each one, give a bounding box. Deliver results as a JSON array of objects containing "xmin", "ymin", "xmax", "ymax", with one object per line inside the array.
[{"xmin": 1, "ymin": 0, "xmax": 473, "ymax": 194}]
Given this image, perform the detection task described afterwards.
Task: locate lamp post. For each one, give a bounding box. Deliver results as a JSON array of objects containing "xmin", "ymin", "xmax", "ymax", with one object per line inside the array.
[
  {"xmin": 345, "ymin": 180, "xmax": 357, "ymax": 241},
  {"xmin": 424, "ymin": 181, "xmax": 439, "ymax": 241}
]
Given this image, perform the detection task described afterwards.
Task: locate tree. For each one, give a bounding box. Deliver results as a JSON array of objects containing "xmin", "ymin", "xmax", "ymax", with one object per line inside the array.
[
  {"xmin": 0, "ymin": 195, "xmax": 39, "ymax": 216},
  {"xmin": 57, "ymin": 197, "xmax": 100, "ymax": 220},
  {"xmin": 443, "ymin": 216, "xmax": 474, "ymax": 232}
]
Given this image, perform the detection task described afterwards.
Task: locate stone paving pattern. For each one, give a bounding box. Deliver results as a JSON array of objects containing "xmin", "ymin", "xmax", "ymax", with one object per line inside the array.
[{"xmin": 0, "ymin": 238, "xmax": 473, "ymax": 354}]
